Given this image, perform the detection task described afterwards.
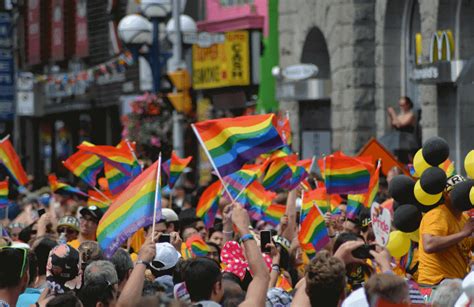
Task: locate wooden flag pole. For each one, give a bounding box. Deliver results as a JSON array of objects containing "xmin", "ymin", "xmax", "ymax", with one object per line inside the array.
[
  {"xmin": 151, "ymin": 153, "xmax": 162, "ymax": 241},
  {"xmin": 191, "ymin": 124, "xmax": 236, "ymax": 203}
]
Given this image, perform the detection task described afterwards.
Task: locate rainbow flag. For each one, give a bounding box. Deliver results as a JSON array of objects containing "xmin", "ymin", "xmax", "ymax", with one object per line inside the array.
[
  {"xmin": 104, "ymin": 141, "xmax": 141, "ymax": 196},
  {"xmin": 346, "ymin": 194, "xmax": 364, "ymax": 220},
  {"xmin": 78, "ymin": 142, "xmax": 136, "ymax": 176},
  {"xmin": 242, "ymin": 158, "xmax": 270, "ymax": 178},
  {"xmin": 246, "ymin": 181, "xmax": 274, "ymax": 220},
  {"xmin": 298, "ymin": 204, "xmax": 330, "ymax": 252},
  {"xmin": 324, "ymin": 155, "xmax": 371, "ymax": 194},
  {"xmin": 262, "ymin": 203, "xmax": 286, "ymax": 226},
  {"xmin": 97, "ymin": 160, "xmax": 161, "ymax": 258},
  {"xmin": 162, "ymin": 152, "xmax": 192, "ymax": 189},
  {"xmin": 363, "ymin": 163, "xmax": 380, "ymax": 207},
  {"xmin": 192, "ymin": 114, "xmax": 284, "ymax": 177},
  {"xmin": 186, "ymin": 234, "xmax": 209, "ymax": 257},
  {"xmin": 287, "ymin": 162, "xmax": 309, "ymax": 191},
  {"xmin": 276, "ymin": 274, "xmax": 293, "ymax": 292},
  {"xmin": 48, "ymin": 174, "xmax": 88, "ymax": 197},
  {"xmin": 300, "ymin": 242, "xmax": 317, "ymax": 259},
  {"xmin": 87, "ymin": 190, "xmax": 112, "ymax": 210},
  {"xmin": 301, "ymin": 188, "xmax": 343, "ymax": 220},
  {"xmin": 63, "ymin": 150, "xmax": 103, "ymax": 187},
  {"xmin": 196, "ymin": 181, "xmax": 222, "ymax": 229},
  {"xmin": 262, "ymin": 156, "xmax": 293, "ymax": 191},
  {"xmin": 222, "ymin": 169, "xmax": 257, "ymax": 204},
  {"xmin": 440, "ymin": 159, "xmax": 456, "ymax": 177},
  {"xmin": 297, "ymin": 158, "xmax": 313, "ymax": 174},
  {"xmin": 0, "ymin": 137, "xmax": 28, "ymax": 186},
  {"xmin": 0, "ymin": 180, "xmax": 8, "ymax": 208}
]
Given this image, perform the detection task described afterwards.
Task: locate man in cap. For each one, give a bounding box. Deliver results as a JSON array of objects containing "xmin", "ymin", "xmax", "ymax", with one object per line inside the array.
[
  {"xmin": 56, "ymin": 216, "xmax": 80, "ymax": 243},
  {"xmin": 418, "ymin": 175, "xmax": 474, "ymax": 286},
  {"xmin": 149, "ymin": 242, "xmax": 181, "ymax": 296},
  {"xmin": 69, "ymin": 206, "xmax": 103, "ymax": 249}
]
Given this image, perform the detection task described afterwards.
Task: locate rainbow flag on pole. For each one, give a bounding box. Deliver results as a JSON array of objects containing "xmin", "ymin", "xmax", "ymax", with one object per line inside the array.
[
  {"xmin": 97, "ymin": 160, "xmax": 160, "ymax": 258},
  {"xmin": 87, "ymin": 190, "xmax": 112, "ymax": 210},
  {"xmin": 0, "ymin": 137, "xmax": 28, "ymax": 186},
  {"xmin": 196, "ymin": 180, "xmax": 222, "ymax": 229},
  {"xmin": 0, "ymin": 180, "xmax": 8, "ymax": 208},
  {"xmin": 346, "ymin": 194, "xmax": 364, "ymax": 220},
  {"xmin": 262, "ymin": 203, "xmax": 286, "ymax": 227},
  {"xmin": 78, "ymin": 142, "xmax": 136, "ymax": 176},
  {"xmin": 162, "ymin": 151, "xmax": 192, "ymax": 189},
  {"xmin": 324, "ymin": 155, "xmax": 371, "ymax": 194},
  {"xmin": 63, "ymin": 150, "xmax": 103, "ymax": 187},
  {"xmin": 222, "ymin": 169, "xmax": 257, "ymax": 204},
  {"xmin": 298, "ymin": 204, "xmax": 330, "ymax": 252},
  {"xmin": 246, "ymin": 181, "xmax": 274, "ymax": 220},
  {"xmin": 48, "ymin": 174, "xmax": 88, "ymax": 197},
  {"xmin": 192, "ymin": 114, "xmax": 284, "ymax": 177},
  {"xmin": 301, "ymin": 188, "xmax": 343, "ymax": 220}
]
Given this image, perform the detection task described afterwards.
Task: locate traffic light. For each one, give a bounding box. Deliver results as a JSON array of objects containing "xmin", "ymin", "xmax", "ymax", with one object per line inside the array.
[{"xmin": 167, "ymin": 69, "xmax": 192, "ymax": 115}]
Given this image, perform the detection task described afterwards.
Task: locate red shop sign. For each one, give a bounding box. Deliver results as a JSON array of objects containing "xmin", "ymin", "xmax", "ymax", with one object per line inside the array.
[
  {"xmin": 50, "ymin": 0, "xmax": 64, "ymax": 61},
  {"xmin": 27, "ymin": 0, "xmax": 40, "ymax": 65},
  {"xmin": 75, "ymin": 0, "xmax": 88, "ymax": 57}
]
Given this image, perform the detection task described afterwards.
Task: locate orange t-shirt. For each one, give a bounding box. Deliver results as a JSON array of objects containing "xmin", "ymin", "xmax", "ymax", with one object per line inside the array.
[{"xmin": 418, "ymin": 204, "xmax": 472, "ymax": 285}]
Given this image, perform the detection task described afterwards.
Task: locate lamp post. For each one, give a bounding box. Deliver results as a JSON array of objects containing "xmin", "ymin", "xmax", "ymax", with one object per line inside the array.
[{"xmin": 117, "ymin": 0, "xmax": 194, "ymax": 157}]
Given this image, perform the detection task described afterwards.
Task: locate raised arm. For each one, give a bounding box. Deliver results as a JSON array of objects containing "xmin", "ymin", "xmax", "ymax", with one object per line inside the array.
[
  {"xmin": 231, "ymin": 205, "xmax": 270, "ymax": 307},
  {"xmin": 422, "ymin": 218, "xmax": 474, "ymax": 254},
  {"xmin": 282, "ymin": 190, "xmax": 297, "ymax": 241}
]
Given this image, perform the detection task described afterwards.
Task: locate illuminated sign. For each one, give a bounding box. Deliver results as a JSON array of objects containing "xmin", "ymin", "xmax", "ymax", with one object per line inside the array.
[{"xmin": 429, "ymin": 30, "xmax": 454, "ymax": 63}]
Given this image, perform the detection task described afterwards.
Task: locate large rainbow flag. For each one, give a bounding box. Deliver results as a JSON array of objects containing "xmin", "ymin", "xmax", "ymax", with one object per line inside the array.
[
  {"xmin": 97, "ymin": 160, "xmax": 160, "ymax": 258},
  {"xmin": 298, "ymin": 204, "xmax": 330, "ymax": 252},
  {"xmin": 0, "ymin": 137, "xmax": 28, "ymax": 186},
  {"xmin": 324, "ymin": 155, "xmax": 371, "ymax": 194},
  {"xmin": 196, "ymin": 180, "xmax": 222, "ymax": 229},
  {"xmin": 192, "ymin": 114, "xmax": 284, "ymax": 177},
  {"xmin": 63, "ymin": 150, "xmax": 103, "ymax": 187},
  {"xmin": 0, "ymin": 180, "xmax": 8, "ymax": 208},
  {"xmin": 48, "ymin": 174, "xmax": 88, "ymax": 197},
  {"xmin": 162, "ymin": 151, "xmax": 192, "ymax": 189},
  {"xmin": 78, "ymin": 142, "xmax": 136, "ymax": 176}
]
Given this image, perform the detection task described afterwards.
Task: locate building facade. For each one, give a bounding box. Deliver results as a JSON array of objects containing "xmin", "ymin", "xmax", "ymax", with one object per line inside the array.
[{"xmin": 278, "ymin": 0, "xmax": 474, "ymax": 173}]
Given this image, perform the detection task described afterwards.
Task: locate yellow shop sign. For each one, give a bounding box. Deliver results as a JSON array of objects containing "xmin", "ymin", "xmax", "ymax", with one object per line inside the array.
[{"xmin": 192, "ymin": 31, "xmax": 250, "ymax": 90}]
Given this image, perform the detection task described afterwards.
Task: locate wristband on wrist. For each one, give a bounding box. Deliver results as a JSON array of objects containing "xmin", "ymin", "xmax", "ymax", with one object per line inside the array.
[
  {"xmin": 136, "ymin": 259, "xmax": 150, "ymax": 267},
  {"xmin": 239, "ymin": 233, "xmax": 254, "ymax": 243},
  {"xmin": 271, "ymin": 264, "xmax": 280, "ymax": 272}
]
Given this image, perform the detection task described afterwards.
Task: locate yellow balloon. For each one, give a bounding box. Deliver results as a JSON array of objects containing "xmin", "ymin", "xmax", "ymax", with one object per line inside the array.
[
  {"xmin": 469, "ymin": 187, "xmax": 474, "ymax": 207},
  {"xmin": 413, "ymin": 149, "xmax": 430, "ymax": 177},
  {"xmin": 406, "ymin": 229, "xmax": 420, "ymax": 242},
  {"xmin": 465, "ymin": 150, "xmax": 474, "ymax": 179},
  {"xmin": 386, "ymin": 230, "xmax": 411, "ymax": 258},
  {"xmin": 414, "ymin": 180, "xmax": 442, "ymax": 206}
]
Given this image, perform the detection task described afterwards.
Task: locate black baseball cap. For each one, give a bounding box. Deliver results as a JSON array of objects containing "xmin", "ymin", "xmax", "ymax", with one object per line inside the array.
[{"xmin": 79, "ymin": 206, "xmax": 104, "ymax": 223}]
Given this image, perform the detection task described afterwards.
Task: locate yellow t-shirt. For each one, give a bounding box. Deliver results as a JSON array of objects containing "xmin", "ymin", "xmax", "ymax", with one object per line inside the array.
[
  {"xmin": 418, "ymin": 204, "xmax": 472, "ymax": 285},
  {"xmin": 69, "ymin": 239, "xmax": 80, "ymax": 249}
]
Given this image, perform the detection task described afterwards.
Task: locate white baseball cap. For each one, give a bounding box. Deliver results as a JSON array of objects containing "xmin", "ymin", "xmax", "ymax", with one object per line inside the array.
[
  {"xmin": 161, "ymin": 208, "xmax": 179, "ymax": 223},
  {"xmin": 150, "ymin": 242, "xmax": 181, "ymax": 272}
]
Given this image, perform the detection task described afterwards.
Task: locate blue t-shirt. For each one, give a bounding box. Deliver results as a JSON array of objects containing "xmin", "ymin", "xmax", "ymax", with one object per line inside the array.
[{"xmin": 16, "ymin": 288, "xmax": 43, "ymax": 307}]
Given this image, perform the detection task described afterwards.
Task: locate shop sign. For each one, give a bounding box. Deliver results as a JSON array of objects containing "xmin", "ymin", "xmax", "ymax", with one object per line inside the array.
[
  {"xmin": 410, "ymin": 61, "xmax": 454, "ymax": 84},
  {"xmin": 282, "ymin": 64, "xmax": 318, "ymax": 81},
  {"xmin": 50, "ymin": 0, "xmax": 64, "ymax": 61},
  {"xmin": 192, "ymin": 31, "xmax": 250, "ymax": 90},
  {"xmin": 0, "ymin": 13, "xmax": 14, "ymax": 120},
  {"xmin": 429, "ymin": 30, "xmax": 454, "ymax": 63},
  {"xmin": 183, "ymin": 32, "xmax": 225, "ymax": 48},
  {"xmin": 27, "ymin": 0, "xmax": 41, "ymax": 65},
  {"xmin": 75, "ymin": 0, "xmax": 89, "ymax": 57}
]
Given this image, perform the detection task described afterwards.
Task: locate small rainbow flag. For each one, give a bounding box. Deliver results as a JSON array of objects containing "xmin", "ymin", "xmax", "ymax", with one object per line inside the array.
[
  {"xmin": 246, "ymin": 181, "xmax": 274, "ymax": 220},
  {"xmin": 346, "ymin": 194, "xmax": 364, "ymax": 220},
  {"xmin": 63, "ymin": 149, "xmax": 103, "ymax": 187},
  {"xmin": 222, "ymin": 169, "xmax": 257, "ymax": 204},
  {"xmin": 274, "ymin": 113, "xmax": 292, "ymax": 145},
  {"xmin": 242, "ymin": 158, "xmax": 270, "ymax": 178},
  {"xmin": 298, "ymin": 204, "xmax": 330, "ymax": 252},
  {"xmin": 262, "ymin": 156, "xmax": 293, "ymax": 191},
  {"xmin": 301, "ymin": 188, "xmax": 343, "ymax": 220},
  {"xmin": 0, "ymin": 180, "xmax": 8, "ymax": 208},
  {"xmin": 324, "ymin": 155, "xmax": 371, "ymax": 195},
  {"xmin": 87, "ymin": 190, "xmax": 112, "ymax": 210},
  {"xmin": 104, "ymin": 141, "xmax": 141, "ymax": 196},
  {"xmin": 48, "ymin": 174, "xmax": 88, "ymax": 197},
  {"xmin": 78, "ymin": 142, "xmax": 136, "ymax": 176},
  {"xmin": 262, "ymin": 203, "xmax": 286, "ymax": 226},
  {"xmin": 186, "ymin": 234, "xmax": 209, "ymax": 257},
  {"xmin": 97, "ymin": 160, "xmax": 160, "ymax": 258},
  {"xmin": 363, "ymin": 163, "xmax": 380, "ymax": 207},
  {"xmin": 0, "ymin": 137, "xmax": 28, "ymax": 186},
  {"xmin": 276, "ymin": 274, "xmax": 293, "ymax": 292},
  {"xmin": 196, "ymin": 181, "xmax": 222, "ymax": 229},
  {"xmin": 440, "ymin": 159, "xmax": 456, "ymax": 177},
  {"xmin": 162, "ymin": 152, "xmax": 192, "ymax": 189},
  {"xmin": 192, "ymin": 114, "xmax": 284, "ymax": 177},
  {"xmin": 300, "ymin": 242, "xmax": 317, "ymax": 259}
]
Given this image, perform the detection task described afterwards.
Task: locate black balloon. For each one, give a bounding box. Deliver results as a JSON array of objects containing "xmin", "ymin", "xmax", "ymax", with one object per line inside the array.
[
  {"xmin": 420, "ymin": 167, "xmax": 447, "ymax": 195},
  {"xmin": 393, "ymin": 204, "xmax": 422, "ymax": 233},
  {"xmin": 389, "ymin": 175, "xmax": 416, "ymax": 204},
  {"xmin": 450, "ymin": 180, "xmax": 474, "ymax": 212},
  {"xmin": 422, "ymin": 136, "xmax": 450, "ymax": 166}
]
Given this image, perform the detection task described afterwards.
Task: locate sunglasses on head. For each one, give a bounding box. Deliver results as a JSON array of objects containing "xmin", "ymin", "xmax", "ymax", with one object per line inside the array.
[{"xmin": 0, "ymin": 247, "xmax": 28, "ymax": 279}]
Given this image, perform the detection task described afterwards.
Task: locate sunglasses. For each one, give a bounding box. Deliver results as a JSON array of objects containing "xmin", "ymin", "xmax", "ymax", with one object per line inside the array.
[
  {"xmin": 0, "ymin": 247, "xmax": 28, "ymax": 278},
  {"xmin": 57, "ymin": 227, "xmax": 77, "ymax": 235}
]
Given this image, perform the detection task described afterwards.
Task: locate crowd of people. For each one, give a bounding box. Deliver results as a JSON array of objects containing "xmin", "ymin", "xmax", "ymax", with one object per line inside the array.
[{"xmin": 1, "ymin": 165, "xmax": 474, "ymax": 306}]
